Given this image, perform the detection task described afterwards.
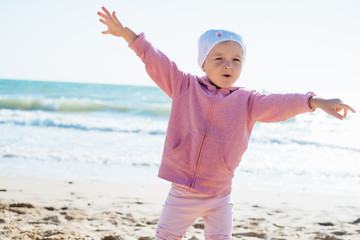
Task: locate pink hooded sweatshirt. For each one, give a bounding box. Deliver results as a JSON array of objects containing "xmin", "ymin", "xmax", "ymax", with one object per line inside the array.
[{"xmin": 129, "ymin": 33, "xmax": 315, "ymax": 196}]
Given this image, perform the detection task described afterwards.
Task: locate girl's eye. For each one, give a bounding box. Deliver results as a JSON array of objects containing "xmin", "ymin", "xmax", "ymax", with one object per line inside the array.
[
  {"xmin": 215, "ymin": 57, "xmax": 222, "ymax": 60},
  {"xmin": 233, "ymin": 58, "xmax": 241, "ymax": 62}
]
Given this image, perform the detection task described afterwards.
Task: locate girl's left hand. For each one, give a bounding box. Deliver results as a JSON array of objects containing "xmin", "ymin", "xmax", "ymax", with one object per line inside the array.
[{"xmin": 309, "ymin": 97, "xmax": 356, "ymax": 120}]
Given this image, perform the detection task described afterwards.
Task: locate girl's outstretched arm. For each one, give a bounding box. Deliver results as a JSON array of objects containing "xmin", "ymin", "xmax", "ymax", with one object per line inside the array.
[
  {"xmin": 98, "ymin": 6, "xmax": 190, "ymax": 98},
  {"xmin": 97, "ymin": 6, "xmax": 137, "ymax": 44},
  {"xmin": 309, "ymin": 97, "xmax": 356, "ymax": 120}
]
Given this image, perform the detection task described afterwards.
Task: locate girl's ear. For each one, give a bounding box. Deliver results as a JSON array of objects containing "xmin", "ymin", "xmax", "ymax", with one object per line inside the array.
[{"xmin": 201, "ymin": 65, "xmax": 206, "ymax": 73}]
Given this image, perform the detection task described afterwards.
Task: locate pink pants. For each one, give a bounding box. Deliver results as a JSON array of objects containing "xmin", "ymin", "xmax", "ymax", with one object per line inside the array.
[{"xmin": 156, "ymin": 183, "xmax": 233, "ymax": 240}]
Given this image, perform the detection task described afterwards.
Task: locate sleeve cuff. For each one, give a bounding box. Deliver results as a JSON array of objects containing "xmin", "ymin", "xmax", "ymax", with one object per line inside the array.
[
  {"xmin": 306, "ymin": 92, "xmax": 317, "ymax": 112},
  {"xmin": 128, "ymin": 32, "xmax": 150, "ymax": 56}
]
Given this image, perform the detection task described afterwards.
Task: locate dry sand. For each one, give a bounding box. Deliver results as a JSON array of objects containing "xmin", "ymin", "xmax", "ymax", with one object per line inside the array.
[{"xmin": 0, "ymin": 176, "xmax": 360, "ymax": 240}]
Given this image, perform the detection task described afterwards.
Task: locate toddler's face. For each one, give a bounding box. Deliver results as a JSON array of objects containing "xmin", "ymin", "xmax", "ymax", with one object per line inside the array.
[{"xmin": 201, "ymin": 41, "xmax": 244, "ymax": 89}]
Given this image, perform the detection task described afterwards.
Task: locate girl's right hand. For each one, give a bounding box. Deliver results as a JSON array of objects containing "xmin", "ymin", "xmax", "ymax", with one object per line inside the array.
[{"xmin": 98, "ymin": 6, "xmax": 125, "ymax": 37}]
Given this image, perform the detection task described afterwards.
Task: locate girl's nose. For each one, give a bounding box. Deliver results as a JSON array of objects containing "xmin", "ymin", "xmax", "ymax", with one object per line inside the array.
[{"xmin": 224, "ymin": 61, "xmax": 232, "ymax": 69}]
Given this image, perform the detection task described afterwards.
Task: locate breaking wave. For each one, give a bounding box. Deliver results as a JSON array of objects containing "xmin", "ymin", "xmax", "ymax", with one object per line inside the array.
[{"xmin": 0, "ymin": 97, "xmax": 171, "ymax": 116}]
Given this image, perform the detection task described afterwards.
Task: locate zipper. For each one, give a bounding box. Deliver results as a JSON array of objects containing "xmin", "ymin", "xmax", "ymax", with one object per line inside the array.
[{"xmin": 189, "ymin": 89, "xmax": 220, "ymax": 189}]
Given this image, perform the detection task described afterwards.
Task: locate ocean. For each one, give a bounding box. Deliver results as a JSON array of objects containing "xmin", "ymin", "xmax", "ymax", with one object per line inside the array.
[{"xmin": 1, "ymin": 79, "xmax": 359, "ymax": 196}]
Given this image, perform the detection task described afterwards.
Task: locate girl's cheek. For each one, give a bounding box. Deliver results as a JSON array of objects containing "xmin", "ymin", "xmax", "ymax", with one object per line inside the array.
[{"xmin": 215, "ymin": 62, "xmax": 223, "ymax": 67}]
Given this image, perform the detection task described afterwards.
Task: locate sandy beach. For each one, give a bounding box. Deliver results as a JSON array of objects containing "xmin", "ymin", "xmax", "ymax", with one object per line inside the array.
[{"xmin": 0, "ymin": 176, "xmax": 359, "ymax": 240}]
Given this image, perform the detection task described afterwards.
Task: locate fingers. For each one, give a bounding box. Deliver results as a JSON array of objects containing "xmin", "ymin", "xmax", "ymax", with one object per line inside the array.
[
  {"xmin": 337, "ymin": 103, "xmax": 356, "ymax": 119},
  {"xmin": 98, "ymin": 9, "xmax": 113, "ymax": 24},
  {"xmin": 328, "ymin": 109, "xmax": 344, "ymax": 120},
  {"xmin": 97, "ymin": 12, "xmax": 107, "ymax": 19},
  {"xmin": 334, "ymin": 105, "xmax": 355, "ymax": 120},
  {"xmin": 343, "ymin": 108, "xmax": 348, "ymax": 118},
  {"xmin": 112, "ymin": 11, "xmax": 120, "ymax": 24},
  {"xmin": 98, "ymin": 7, "xmax": 114, "ymax": 23},
  {"xmin": 98, "ymin": 6, "xmax": 114, "ymax": 34},
  {"xmin": 343, "ymin": 104, "xmax": 356, "ymax": 113},
  {"xmin": 102, "ymin": 6, "xmax": 111, "ymax": 18},
  {"xmin": 99, "ymin": 18, "xmax": 106, "ymax": 25}
]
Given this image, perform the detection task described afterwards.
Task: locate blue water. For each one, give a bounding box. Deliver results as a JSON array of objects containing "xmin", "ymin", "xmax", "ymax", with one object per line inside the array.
[{"xmin": 1, "ymin": 79, "xmax": 359, "ymax": 195}]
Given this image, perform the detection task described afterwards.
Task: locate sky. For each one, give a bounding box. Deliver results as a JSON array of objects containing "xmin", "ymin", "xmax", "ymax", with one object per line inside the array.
[{"xmin": 0, "ymin": 0, "xmax": 359, "ymax": 100}]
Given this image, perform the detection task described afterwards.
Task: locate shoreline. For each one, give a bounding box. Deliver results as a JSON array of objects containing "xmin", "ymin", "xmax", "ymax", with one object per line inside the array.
[{"xmin": 1, "ymin": 176, "xmax": 360, "ymax": 239}]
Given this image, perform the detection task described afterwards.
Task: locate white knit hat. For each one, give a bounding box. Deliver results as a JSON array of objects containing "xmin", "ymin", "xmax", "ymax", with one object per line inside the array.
[{"xmin": 198, "ymin": 29, "xmax": 246, "ymax": 67}]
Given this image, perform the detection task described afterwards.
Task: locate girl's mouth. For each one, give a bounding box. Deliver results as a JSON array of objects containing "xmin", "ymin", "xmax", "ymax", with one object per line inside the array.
[{"xmin": 223, "ymin": 74, "xmax": 231, "ymax": 78}]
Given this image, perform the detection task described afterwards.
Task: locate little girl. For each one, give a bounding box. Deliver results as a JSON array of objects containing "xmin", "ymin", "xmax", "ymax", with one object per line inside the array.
[{"xmin": 98, "ymin": 6, "xmax": 355, "ymax": 239}]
